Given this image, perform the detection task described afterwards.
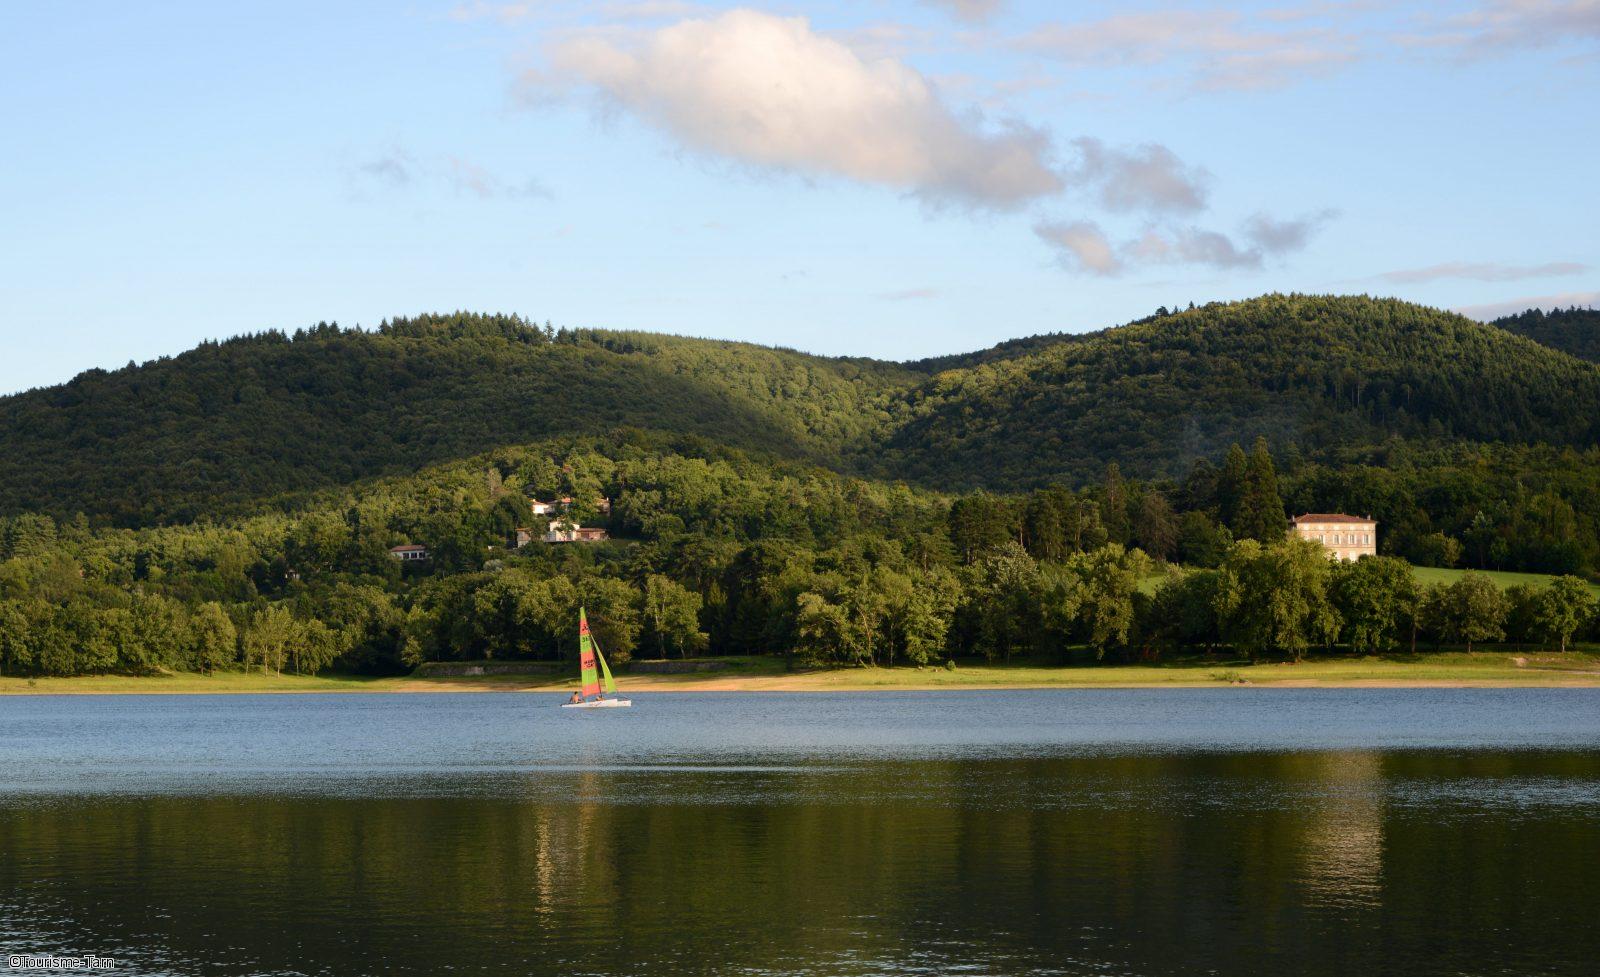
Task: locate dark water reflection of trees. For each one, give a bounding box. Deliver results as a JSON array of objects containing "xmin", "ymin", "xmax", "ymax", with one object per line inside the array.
[{"xmin": 3, "ymin": 751, "xmax": 1598, "ymax": 976}]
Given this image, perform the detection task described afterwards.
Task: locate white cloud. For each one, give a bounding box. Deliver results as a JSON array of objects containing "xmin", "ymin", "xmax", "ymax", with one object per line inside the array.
[
  {"xmin": 1034, "ymin": 220, "xmax": 1123, "ymax": 275},
  {"xmin": 529, "ymin": 9, "xmax": 1063, "ymax": 209},
  {"xmin": 1382, "ymin": 260, "xmax": 1589, "ymax": 283},
  {"xmin": 1454, "ymin": 290, "xmax": 1600, "ymax": 320},
  {"xmin": 1068, "ymin": 137, "xmax": 1210, "ymax": 215}
]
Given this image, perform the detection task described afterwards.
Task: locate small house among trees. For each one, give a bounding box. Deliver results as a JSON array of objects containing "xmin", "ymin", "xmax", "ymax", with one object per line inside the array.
[
  {"xmin": 543, "ymin": 519, "xmax": 608, "ymax": 543},
  {"xmin": 1291, "ymin": 514, "xmax": 1376, "ymax": 561},
  {"xmin": 388, "ymin": 543, "xmax": 429, "ymax": 562}
]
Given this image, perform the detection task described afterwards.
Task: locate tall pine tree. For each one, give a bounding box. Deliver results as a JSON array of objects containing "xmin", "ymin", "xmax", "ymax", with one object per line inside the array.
[
  {"xmin": 1237, "ymin": 437, "xmax": 1287, "ymax": 542},
  {"xmin": 1218, "ymin": 443, "xmax": 1249, "ymax": 534}
]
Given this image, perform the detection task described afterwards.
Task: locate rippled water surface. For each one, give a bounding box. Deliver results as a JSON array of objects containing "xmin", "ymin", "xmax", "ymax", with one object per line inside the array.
[{"xmin": 3, "ymin": 690, "xmax": 1599, "ymax": 976}]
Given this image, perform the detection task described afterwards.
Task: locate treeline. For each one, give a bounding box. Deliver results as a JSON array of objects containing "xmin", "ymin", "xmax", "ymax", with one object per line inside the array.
[
  {"xmin": 1493, "ymin": 306, "xmax": 1600, "ymax": 363},
  {"xmin": 2, "ymin": 434, "xmax": 1597, "ymax": 679}
]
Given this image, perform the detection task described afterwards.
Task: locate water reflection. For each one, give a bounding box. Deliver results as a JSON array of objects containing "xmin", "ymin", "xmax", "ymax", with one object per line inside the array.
[
  {"xmin": 3, "ymin": 751, "xmax": 1598, "ymax": 976},
  {"xmin": 3, "ymin": 692, "xmax": 1600, "ymax": 976},
  {"xmin": 1299, "ymin": 752, "xmax": 1385, "ymax": 908}
]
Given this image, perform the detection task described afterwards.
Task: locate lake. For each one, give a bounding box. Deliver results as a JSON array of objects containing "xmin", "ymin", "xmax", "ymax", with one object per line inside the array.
[{"xmin": 3, "ymin": 689, "xmax": 1599, "ymax": 976}]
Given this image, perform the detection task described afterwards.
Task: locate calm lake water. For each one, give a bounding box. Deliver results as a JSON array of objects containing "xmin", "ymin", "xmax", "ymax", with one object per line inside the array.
[{"xmin": 3, "ymin": 690, "xmax": 1599, "ymax": 976}]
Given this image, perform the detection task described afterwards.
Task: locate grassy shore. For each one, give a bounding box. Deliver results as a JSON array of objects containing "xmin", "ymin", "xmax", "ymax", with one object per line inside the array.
[{"xmin": 4, "ymin": 649, "xmax": 1598, "ymax": 695}]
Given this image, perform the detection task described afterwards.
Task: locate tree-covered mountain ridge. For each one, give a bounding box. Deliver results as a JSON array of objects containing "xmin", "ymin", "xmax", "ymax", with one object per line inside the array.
[
  {"xmin": 0, "ymin": 314, "xmax": 913, "ymax": 523},
  {"xmin": 2, "ymin": 295, "xmax": 1597, "ymax": 523},
  {"xmin": 1491, "ymin": 306, "xmax": 1600, "ymax": 363}
]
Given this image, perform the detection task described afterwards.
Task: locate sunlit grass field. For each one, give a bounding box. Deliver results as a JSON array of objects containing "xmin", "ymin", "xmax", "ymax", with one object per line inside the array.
[{"xmin": 1409, "ymin": 565, "xmax": 1600, "ymax": 598}]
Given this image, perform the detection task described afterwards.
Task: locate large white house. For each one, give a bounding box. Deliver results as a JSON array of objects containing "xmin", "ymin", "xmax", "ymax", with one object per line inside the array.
[{"xmin": 1291, "ymin": 514, "xmax": 1377, "ymax": 561}]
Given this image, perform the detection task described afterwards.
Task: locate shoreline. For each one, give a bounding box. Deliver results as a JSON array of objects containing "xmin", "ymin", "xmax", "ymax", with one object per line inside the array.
[{"xmin": 4, "ymin": 651, "xmax": 1599, "ymax": 695}]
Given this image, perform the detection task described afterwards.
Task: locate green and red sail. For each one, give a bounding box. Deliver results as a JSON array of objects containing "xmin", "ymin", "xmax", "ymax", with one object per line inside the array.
[{"xmin": 577, "ymin": 608, "xmax": 617, "ymax": 699}]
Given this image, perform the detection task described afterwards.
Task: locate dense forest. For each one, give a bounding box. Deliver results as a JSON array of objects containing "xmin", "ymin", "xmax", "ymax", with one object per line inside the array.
[
  {"xmin": 0, "ymin": 432, "xmax": 1596, "ymax": 678},
  {"xmin": 880, "ymin": 295, "xmax": 1600, "ymax": 487},
  {"xmin": 2, "ymin": 294, "xmax": 1599, "ymax": 677},
  {"xmin": 0, "ymin": 315, "xmax": 909, "ymax": 523},
  {"xmin": 1492, "ymin": 306, "xmax": 1600, "ymax": 363},
  {"xmin": 4, "ymin": 296, "xmax": 1599, "ymax": 522}
]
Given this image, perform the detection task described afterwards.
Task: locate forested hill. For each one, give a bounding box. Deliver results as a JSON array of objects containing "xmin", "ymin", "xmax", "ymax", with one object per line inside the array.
[
  {"xmin": 3, "ymin": 296, "xmax": 1599, "ymax": 524},
  {"xmin": 872, "ymin": 295, "xmax": 1600, "ymax": 487},
  {"xmin": 1492, "ymin": 306, "xmax": 1600, "ymax": 362},
  {"xmin": 0, "ymin": 314, "xmax": 909, "ymax": 524}
]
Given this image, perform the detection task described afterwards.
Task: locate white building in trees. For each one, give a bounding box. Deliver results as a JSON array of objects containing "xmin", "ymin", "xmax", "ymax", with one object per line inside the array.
[{"xmin": 1290, "ymin": 514, "xmax": 1377, "ymax": 561}]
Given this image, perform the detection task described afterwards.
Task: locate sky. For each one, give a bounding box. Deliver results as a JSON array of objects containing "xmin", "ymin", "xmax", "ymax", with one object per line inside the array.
[{"xmin": 2, "ymin": 0, "xmax": 1597, "ymax": 394}]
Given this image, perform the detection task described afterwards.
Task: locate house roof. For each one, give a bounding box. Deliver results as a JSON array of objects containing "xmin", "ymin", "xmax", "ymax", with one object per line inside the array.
[
  {"xmin": 389, "ymin": 544, "xmax": 427, "ymax": 552},
  {"xmin": 1292, "ymin": 513, "xmax": 1375, "ymax": 524}
]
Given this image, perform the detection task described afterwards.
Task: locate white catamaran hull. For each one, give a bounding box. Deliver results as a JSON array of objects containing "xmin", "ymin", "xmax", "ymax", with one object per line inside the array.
[{"xmin": 561, "ymin": 698, "xmax": 632, "ymax": 709}]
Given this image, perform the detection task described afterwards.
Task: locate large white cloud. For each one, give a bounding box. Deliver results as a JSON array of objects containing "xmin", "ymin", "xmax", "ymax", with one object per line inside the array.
[{"xmin": 531, "ymin": 9, "xmax": 1063, "ymax": 209}]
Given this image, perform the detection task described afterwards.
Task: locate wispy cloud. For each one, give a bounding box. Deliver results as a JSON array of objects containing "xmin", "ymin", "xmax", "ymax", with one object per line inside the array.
[
  {"xmin": 359, "ymin": 148, "xmax": 416, "ymax": 186},
  {"xmin": 354, "ymin": 149, "xmax": 549, "ymax": 200},
  {"xmin": 1454, "ymin": 289, "xmax": 1600, "ymax": 320},
  {"xmin": 446, "ymin": 157, "xmax": 552, "ymax": 199},
  {"xmin": 1035, "ymin": 209, "xmax": 1334, "ymax": 277},
  {"xmin": 1033, "ymin": 220, "xmax": 1125, "ymax": 275},
  {"xmin": 1403, "ymin": 1, "xmax": 1600, "ymax": 58},
  {"xmin": 525, "ymin": 9, "xmax": 1064, "ymax": 211},
  {"xmin": 1381, "ymin": 260, "xmax": 1589, "ymax": 283},
  {"xmin": 1010, "ymin": 8, "xmax": 1363, "ymax": 92},
  {"xmin": 1067, "ymin": 137, "xmax": 1211, "ymax": 215},
  {"xmin": 1244, "ymin": 209, "xmax": 1339, "ymax": 253},
  {"xmin": 451, "ymin": 1, "xmax": 706, "ymax": 24},
  {"xmin": 919, "ymin": 0, "xmax": 1005, "ymax": 24}
]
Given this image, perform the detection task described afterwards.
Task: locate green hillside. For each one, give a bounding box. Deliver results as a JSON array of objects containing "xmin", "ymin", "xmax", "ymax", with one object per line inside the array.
[
  {"xmin": 1492, "ymin": 306, "xmax": 1600, "ymax": 363},
  {"xmin": 3, "ymin": 295, "xmax": 1599, "ymax": 524},
  {"xmin": 876, "ymin": 294, "xmax": 1600, "ymax": 487},
  {"xmin": 0, "ymin": 314, "xmax": 907, "ymax": 523}
]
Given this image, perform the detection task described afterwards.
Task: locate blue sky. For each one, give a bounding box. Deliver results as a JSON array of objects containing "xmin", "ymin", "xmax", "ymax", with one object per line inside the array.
[{"xmin": 2, "ymin": 1, "xmax": 1596, "ymax": 393}]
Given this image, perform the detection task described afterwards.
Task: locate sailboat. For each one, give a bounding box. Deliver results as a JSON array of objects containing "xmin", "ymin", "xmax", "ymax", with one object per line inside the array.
[{"xmin": 561, "ymin": 608, "xmax": 632, "ymax": 708}]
